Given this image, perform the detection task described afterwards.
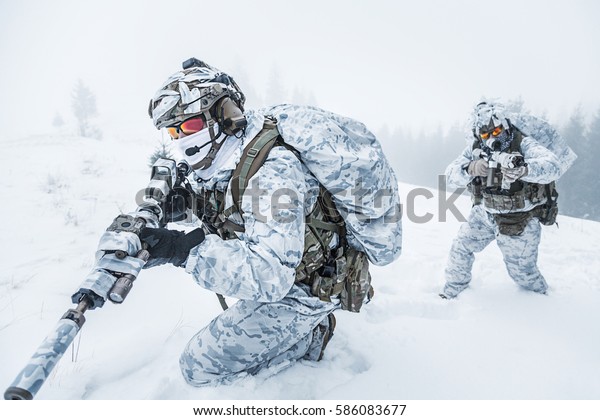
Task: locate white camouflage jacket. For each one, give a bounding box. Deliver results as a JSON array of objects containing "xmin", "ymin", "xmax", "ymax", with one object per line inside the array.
[{"xmin": 184, "ymin": 107, "xmax": 402, "ymax": 302}]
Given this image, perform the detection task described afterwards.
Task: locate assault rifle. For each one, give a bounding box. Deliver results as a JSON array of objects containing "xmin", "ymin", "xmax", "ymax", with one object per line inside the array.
[
  {"xmin": 4, "ymin": 158, "xmax": 196, "ymax": 400},
  {"xmin": 474, "ymin": 148, "xmax": 526, "ymax": 190}
]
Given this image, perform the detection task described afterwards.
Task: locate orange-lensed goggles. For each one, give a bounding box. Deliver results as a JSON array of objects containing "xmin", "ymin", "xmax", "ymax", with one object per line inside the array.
[
  {"xmin": 479, "ymin": 125, "xmax": 503, "ymax": 140},
  {"xmin": 166, "ymin": 117, "xmax": 206, "ymax": 139}
]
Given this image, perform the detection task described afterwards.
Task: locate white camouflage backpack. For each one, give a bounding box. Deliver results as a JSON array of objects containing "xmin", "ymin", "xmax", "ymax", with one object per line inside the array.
[{"xmin": 216, "ymin": 105, "xmax": 402, "ymax": 312}]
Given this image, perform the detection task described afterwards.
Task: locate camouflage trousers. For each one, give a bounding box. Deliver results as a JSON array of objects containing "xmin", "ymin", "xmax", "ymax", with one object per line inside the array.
[
  {"xmin": 443, "ymin": 205, "xmax": 548, "ymax": 298},
  {"xmin": 179, "ymin": 284, "xmax": 337, "ymax": 386}
]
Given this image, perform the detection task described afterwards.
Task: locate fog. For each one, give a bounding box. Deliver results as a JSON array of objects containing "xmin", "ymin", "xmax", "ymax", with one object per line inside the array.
[{"xmin": 1, "ymin": 0, "xmax": 599, "ymax": 141}]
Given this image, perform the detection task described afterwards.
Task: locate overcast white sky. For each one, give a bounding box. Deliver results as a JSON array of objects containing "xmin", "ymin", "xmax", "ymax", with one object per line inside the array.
[{"xmin": 1, "ymin": 0, "xmax": 599, "ymax": 140}]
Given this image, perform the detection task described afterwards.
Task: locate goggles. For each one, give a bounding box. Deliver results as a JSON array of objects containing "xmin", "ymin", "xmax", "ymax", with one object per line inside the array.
[
  {"xmin": 479, "ymin": 125, "xmax": 503, "ymax": 140},
  {"xmin": 167, "ymin": 116, "xmax": 205, "ymax": 139}
]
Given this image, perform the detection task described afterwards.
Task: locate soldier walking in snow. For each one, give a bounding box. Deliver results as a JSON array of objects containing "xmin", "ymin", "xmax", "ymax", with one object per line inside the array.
[{"xmin": 440, "ymin": 101, "xmax": 576, "ymax": 299}]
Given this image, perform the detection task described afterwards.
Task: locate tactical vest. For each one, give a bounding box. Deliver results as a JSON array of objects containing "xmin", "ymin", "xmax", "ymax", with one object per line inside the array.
[
  {"xmin": 197, "ymin": 117, "xmax": 373, "ymax": 312},
  {"xmin": 467, "ymin": 129, "xmax": 559, "ymax": 231}
]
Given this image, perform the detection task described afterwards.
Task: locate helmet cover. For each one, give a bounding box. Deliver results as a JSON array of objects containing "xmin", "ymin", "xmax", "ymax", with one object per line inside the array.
[
  {"xmin": 150, "ymin": 62, "xmax": 245, "ymax": 129},
  {"xmin": 472, "ymin": 101, "xmax": 511, "ymax": 136}
]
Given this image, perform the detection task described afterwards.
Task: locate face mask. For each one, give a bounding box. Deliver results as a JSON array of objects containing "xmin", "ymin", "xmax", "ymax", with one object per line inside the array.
[
  {"xmin": 485, "ymin": 129, "xmax": 513, "ymax": 151},
  {"xmin": 173, "ymin": 124, "xmax": 221, "ymax": 169}
]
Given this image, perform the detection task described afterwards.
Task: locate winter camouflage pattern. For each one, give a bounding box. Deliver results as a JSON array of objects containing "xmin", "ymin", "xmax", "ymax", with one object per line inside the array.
[
  {"xmin": 71, "ymin": 269, "xmax": 116, "ymax": 308},
  {"xmin": 506, "ymin": 113, "xmax": 577, "ymax": 175},
  {"xmin": 94, "ymin": 230, "xmax": 144, "ymax": 276},
  {"xmin": 265, "ymin": 105, "xmax": 402, "ymax": 266},
  {"xmin": 95, "ymin": 230, "xmax": 142, "ymax": 259},
  {"xmin": 187, "ymin": 145, "xmax": 310, "ymax": 302},
  {"xmin": 187, "ymin": 106, "xmax": 402, "ymax": 301},
  {"xmin": 71, "ymin": 229, "xmax": 146, "ymax": 305},
  {"xmin": 446, "ymin": 136, "xmax": 564, "ymax": 214},
  {"xmin": 442, "ymin": 108, "xmax": 568, "ymax": 298},
  {"xmin": 182, "ymin": 105, "xmax": 400, "ymax": 384},
  {"xmin": 464, "ymin": 108, "xmax": 576, "ymax": 177},
  {"xmin": 443, "ymin": 205, "xmax": 548, "ymax": 298},
  {"xmin": 6, "ymin": 319, "xmax": 80, "ymax": 399},
  {"xmin": 95, "ymin": 254, "xmax": 144, "ymax": 277},
  {"xmin": 179, "ymin": 284, "xmax": 336, "ymax": 386},
  {"xmin": 150, "ymin": 64, "xmax": 244, "ymax": 129}
]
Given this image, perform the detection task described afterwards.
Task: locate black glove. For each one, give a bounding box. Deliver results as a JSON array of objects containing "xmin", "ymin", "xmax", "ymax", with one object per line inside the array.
[{"xmin": 140, "ymin": 227, "xmax": 205, "ymax": 268}]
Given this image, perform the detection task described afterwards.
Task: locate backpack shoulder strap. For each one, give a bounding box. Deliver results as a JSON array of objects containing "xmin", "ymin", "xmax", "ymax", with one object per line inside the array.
[
  {"xmin": 509, "ymin": 128, "xmax": 524, "ymax": 153},
  {"xmin": 224, "ymin": 117, "xmax": 281, "ymax": 218}
]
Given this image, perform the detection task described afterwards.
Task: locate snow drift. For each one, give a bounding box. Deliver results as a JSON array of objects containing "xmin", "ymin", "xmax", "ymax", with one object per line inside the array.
[{"xmin": 0, "ymin": 131, "xmax": 599, "ymax": 400}]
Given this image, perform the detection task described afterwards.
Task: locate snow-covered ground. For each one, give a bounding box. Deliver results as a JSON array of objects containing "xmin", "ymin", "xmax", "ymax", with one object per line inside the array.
[{"xmin": 0, "ymin": 131, "xmax": 599, "ymax": 401}]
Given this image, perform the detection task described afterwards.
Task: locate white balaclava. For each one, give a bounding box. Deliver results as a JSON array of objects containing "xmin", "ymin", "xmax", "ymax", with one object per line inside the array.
[{"xmin": 174, "ymin": 123, "xmax": 240, "ymax": 180}]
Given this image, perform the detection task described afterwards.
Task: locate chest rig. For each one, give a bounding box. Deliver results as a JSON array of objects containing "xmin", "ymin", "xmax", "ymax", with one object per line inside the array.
[
  {"xmin": 467, "ymin": 129, "xmax": 559, "ymax": 230},
  {"xmin": 469, "ymin": 130, "xmax": 546, "ymax": 211}
]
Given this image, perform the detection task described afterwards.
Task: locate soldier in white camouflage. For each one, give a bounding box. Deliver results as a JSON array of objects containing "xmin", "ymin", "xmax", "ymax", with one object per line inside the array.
[
  {"xmin": 5, "ymin": 59, "xmax": 402, "ymax": 397},
  {"xmin": 441, "ymin": 101, "xmax": 575, "ymax": 299},
  {"xmin": 175, "ymin": 109, "xmax": 336, "ymax": 385},
  {"xmin": 130, "ymin": 59, "xmax": 401, "ymax": 386}
]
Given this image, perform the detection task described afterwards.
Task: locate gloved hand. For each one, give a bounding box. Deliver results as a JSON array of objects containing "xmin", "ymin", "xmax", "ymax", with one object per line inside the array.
[
  {"xmin": 501, "ymin": 166, "xmax": 528, "ymax": 183},
  {"xmin": 467, "ymin": 159, "xmax": 489, "ymax": 177},
  {"xmin": 140, "ymin": 227, "xmax": 205, "ymax": 268}
]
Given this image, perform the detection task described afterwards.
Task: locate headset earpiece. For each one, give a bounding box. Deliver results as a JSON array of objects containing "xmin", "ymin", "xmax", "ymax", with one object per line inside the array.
[{"xmin": 215, "ymin": 97, "xmax": 247, "ymax": 136}]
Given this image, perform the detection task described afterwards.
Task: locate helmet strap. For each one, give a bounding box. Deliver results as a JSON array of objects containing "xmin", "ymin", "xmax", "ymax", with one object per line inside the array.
[{"xmin": 202, "ymin": 111, "xmax": 216, "ymax": 141}]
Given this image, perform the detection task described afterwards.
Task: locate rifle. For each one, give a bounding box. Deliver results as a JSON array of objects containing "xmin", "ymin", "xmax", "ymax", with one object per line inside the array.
[
  {"xmin": 473, "ymin": 147, "xmax": 526, "ymax": 190},
  {"xmin": 4, "ymin": 158, "xmax": 195, "ymax": 400}
]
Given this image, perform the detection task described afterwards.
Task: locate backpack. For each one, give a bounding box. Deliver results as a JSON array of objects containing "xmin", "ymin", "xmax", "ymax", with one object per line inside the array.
[
  {"xmin": 216, "ymin": 105, "xmax": 402, "ymax": 312},
  {"xmin": 508, "ymin": 113, "xmax": 577, "ymax": 176}
]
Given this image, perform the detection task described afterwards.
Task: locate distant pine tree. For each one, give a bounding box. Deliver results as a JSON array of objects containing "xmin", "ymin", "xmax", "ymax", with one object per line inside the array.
[
  {"xmin": 72, "ymin": 79, "xmax": 102, "ymax": 139},
  {"xmin": 52, "ymin": 112, "xmax": 65, "ymax": 128},
  {"xmin": 579, "ymin": 108, "xmax": 600, "ymax": 220},
  {"xmin": 148, "ymin": 139, "xmax": 174, "ymax": 167},
  {"xmin": 558, "ymin": 106, "xmax": 590, "ymax": 219}
]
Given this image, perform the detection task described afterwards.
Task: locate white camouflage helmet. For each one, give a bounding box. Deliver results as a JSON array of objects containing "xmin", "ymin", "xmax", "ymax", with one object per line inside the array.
[
  {"xmin": 149, "ymin": 58, "xmax": 246, "ymax": 133},
  {"xmin": 472, "ymin": 101, "xmax": 512, "ymax": 136}
]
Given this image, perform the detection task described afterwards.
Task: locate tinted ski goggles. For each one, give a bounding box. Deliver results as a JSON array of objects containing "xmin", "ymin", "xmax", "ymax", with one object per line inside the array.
[
  {"xmin": 167, "ymin": 116, "xmax": 206, "ymax": 139},
  {"xmin": 479, "ymin": 125, "xmax": 503, "ymax": 140}
]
